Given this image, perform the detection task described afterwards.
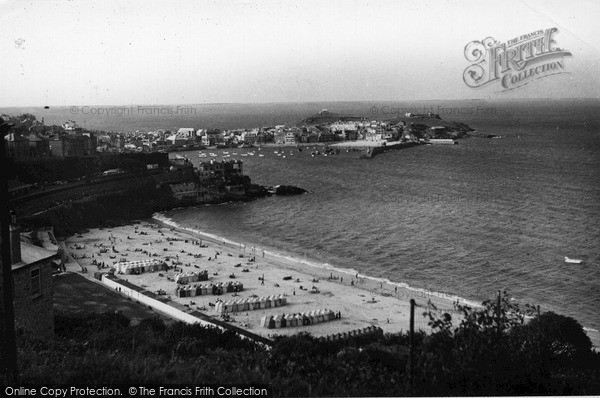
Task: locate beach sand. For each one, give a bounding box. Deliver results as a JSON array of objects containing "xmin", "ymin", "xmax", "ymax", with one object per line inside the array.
[{"xmin": 64, "ymin": 218, "xmax": 461, "ymax": 339}]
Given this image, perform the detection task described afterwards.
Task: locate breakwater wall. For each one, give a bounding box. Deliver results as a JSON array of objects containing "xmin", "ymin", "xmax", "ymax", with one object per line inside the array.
[{"xmin": 356, "ymin": 142, "xmax": 421, "ymax": 159}]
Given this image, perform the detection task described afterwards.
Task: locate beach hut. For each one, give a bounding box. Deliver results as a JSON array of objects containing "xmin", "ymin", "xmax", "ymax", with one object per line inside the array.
[
  {"xmin": 302, "ymin": 314, "xmax": 311, "ymax": 326},
  {"xmin": 218, "ymin": 302, "xmax": 229, "ymax": 313},
  {"xmin": 316, "ymin": 311, "xmax": 325, "ymax": 323},
  {"xmin": 273, "ymin": 315, "xmax": 283, "ymax": 328},
  {"xmin": 326, "ymin": 309, "xmax": 336, "ymax": 321},
  {"xmin": 294, "ymin": 314, "xmax": 303, "ymax": 326},
  {"xmin": 284, "ymin": 314, "xmax": 294, "ymax": 327},
  {"xmin": 320, "ymin": 309, "xmax": 327, "ymax": 321},
  {"xmin": 198, "ymin": 270, "xmax": 208, "ymax": 281},
  {"xmin": 260, "ymin": 315, "xmax": 274, "ymax": 328},
  {"xmin": 279, "ymin": 314, "xmax": 287, "ymax": 328}
]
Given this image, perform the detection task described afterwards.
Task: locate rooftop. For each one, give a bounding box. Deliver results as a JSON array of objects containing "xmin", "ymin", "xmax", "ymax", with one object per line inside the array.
[{"xmin": 12, "ymin": 240, "xmax": 59, "ymax": 272}]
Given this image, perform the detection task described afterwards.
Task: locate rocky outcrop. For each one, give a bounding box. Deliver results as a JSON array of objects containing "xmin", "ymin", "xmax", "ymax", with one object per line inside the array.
[{"xmin": 271, "ymin": 185, "xmax": 308, "ymax": 196}]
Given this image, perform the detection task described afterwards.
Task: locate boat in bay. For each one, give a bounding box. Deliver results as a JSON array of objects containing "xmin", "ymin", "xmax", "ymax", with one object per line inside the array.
[{"xmin": 565, "ymin": 257, "xmax": 583, "ymax": 264}]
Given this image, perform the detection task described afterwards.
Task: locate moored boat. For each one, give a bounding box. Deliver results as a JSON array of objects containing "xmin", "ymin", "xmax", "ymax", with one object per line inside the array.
[{"xmin": 565, "ymin": 257, "xmax": 583, "ymax": 264}]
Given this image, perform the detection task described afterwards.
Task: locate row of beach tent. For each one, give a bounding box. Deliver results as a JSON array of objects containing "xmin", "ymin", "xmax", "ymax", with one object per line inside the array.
[
  {"xmin": 316, "ymin": 326, "xmax": 384, "ymax": 342},
  {"xmin": 174, "ymin": 270, "xmax": 209, "ymax": 284},
  {"xmin": 175, "ymin": 281, "xmax": 244, "ymax": 297},
  {"xmin": 215, "ymin": 295, "xmax": 287, "ymax": 314},
  {"xmin": 261, "ymin": 309, "xmax": 336, "ymax": 329},
  {"xmin": 113, "ymin": 259, "xmax": 167, "ymax": 274}
]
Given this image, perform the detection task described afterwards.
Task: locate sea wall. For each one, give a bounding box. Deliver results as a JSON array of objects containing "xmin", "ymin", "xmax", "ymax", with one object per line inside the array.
[{"xmin": 100, "ymin": 274, "xmax": 213, "ymax": 326}]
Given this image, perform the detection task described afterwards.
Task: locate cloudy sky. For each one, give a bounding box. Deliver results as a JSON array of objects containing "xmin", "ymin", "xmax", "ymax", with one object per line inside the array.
[{"xmin": 1, "ymin": 0, "xmax": 598, "ymax": 106}]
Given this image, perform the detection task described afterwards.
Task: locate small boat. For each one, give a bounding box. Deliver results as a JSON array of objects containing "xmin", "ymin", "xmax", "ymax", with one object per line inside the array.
[{"xmin": 565, "ymin": 257, "xmax": 582, "ymax": 264}]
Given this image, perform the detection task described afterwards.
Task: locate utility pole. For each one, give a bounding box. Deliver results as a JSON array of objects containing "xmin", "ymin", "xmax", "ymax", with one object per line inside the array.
[
  {"xmin": 496, "ymin": 290, "xmax": 502, "ymax": 335},
  {"xmin": 409, "ymin": 298, "xmax": 415, "ymax": 393},
  {"xmin": 0, "ymin": 119, "xmax": 18, "ymax": 379}
]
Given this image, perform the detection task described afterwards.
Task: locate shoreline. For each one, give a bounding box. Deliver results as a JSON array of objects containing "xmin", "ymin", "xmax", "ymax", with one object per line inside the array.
[
  {"xmin": 63, "ymin": 215, "xmax": 600, "ymax": 347},
  {"xmin": 65, "ymin": 217, "xmax": 462, "ymax": 340},
  {"xmin": 151, "ymin": 213, "xmax": 600, "ymax": 348},
  {"xmin": 153, "ymin": 213, "xmax": 482, "ymax": 310}
]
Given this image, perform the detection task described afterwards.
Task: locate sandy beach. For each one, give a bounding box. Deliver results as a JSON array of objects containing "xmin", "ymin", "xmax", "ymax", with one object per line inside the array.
[{"xmin": 63, "ymin": 217, "xmax": 461, "ymax": 339}]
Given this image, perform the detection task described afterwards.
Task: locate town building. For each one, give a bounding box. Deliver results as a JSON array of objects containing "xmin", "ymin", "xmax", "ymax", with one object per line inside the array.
[
  {"xmin": 329, "ymin": 122, "xmax": 359, "ymax": 141},
  {"xmin": 48, "ymin": 133, "xmax": 96, "ymax": 157},
  {"xmin": 284, "ymin": 131, "xmax": 298, "ymax": 145},
  {"xmin": 240, "ymin": 130, "xmax": 258, "ymax": 145},
  {"xmin": 200, "ymin": 130, "xmax": 223, "ymax": 147},
  {"xmin": 166, "ymin": 128, "xmax": 195, "ymax": 147},
  {"xmin": 4, "ymin": 132, "xmax": 30, "ymax": 159},
  {"xmin": 8, "ymin": 219, "xmax": 59, "ymax": 340},
  {"xmin": 197, "ymin": 159, "xmax": 243, "ymax": 180}
]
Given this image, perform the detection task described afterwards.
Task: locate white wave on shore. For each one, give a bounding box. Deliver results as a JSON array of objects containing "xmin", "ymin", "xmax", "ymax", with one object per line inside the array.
[
  {"xmin": 152, "ymin": 212, "xmax": 599, "ymax": 343},
  {"xmin": 152, "ymin": 212, "xmax": 484, "ymax": 310}
]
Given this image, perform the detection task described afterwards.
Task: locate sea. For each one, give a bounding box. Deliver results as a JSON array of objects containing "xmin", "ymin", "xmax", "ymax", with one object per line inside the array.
[{"xmin": 3, "ymin": 98, "xmax": 599, "ymax": 344}]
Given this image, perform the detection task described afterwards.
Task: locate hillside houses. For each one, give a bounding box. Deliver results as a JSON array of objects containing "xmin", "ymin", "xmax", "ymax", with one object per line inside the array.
[
  {"xmin": 166, "ymin": 159, "xmax": 250, "ymax": 205},
  {"xmin": 4, "ymin": 108, "xmax": 423, "ymax": 162},
  {"xmin": 166, "ymin": 127, "xmax": 196, "ymax": 147},
  {"xmin": 3, "ymin": 115, "xmax": 97, "ymax": 159}
]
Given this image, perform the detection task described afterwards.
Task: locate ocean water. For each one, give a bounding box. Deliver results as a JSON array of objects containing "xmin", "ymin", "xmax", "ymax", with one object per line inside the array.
[{"xmin": 5, "ymin": 99, "xmax": 600, "ymax": 342}]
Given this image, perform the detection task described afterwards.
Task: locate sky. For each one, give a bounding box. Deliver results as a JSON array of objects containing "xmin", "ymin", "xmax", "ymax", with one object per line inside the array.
[{"xmin": 0, "ymin": 0, "xmax": 598, "ymax": 106}]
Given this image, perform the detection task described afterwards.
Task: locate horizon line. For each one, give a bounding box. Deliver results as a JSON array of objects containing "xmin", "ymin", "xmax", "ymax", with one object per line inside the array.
[{"xmin": 1, "ymin": 97, "xmax": 598, "ymax": 109}]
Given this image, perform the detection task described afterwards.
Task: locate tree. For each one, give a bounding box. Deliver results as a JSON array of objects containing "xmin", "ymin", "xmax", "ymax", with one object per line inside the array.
[
  {"xmin": 521, "ymin": 312, "xmax": 592, "ymax": 363},
  {"xmin": 118, "ymin": 158, "xmax": 147, "ymax": 177}
]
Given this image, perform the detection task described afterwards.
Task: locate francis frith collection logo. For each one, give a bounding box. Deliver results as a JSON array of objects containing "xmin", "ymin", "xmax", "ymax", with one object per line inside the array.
[{"xmin": 463, "ymin": 28, "xmax": 572, "ymax": 91}]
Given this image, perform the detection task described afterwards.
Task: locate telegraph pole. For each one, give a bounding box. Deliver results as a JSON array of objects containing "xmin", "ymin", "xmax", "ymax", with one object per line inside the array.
[
  {"xmin": 409, "ymin": 298, "xmax": 415, "ymax": 393},
  {"xmin": 0, "ymin": 119, "xmax": 18, "ymax": 379}
]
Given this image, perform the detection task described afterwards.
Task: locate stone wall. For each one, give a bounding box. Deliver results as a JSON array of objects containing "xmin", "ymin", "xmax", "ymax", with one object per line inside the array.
[{"xmin": 12, "ymin": 262, "xmax": 54, "ymax": 339}]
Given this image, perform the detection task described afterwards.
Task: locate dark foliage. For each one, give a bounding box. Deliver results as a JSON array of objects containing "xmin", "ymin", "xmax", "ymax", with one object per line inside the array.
[
  {"xmin": 23, "ymin": 178, "xmax": 175, "ymax": 236},
  {"xmin": 8, "ymin": 152, "xmax": 168, "ymax": 183},
  {"xmin": 4, "ymin": 294, "xmax": 599, "ymax": 396}
]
